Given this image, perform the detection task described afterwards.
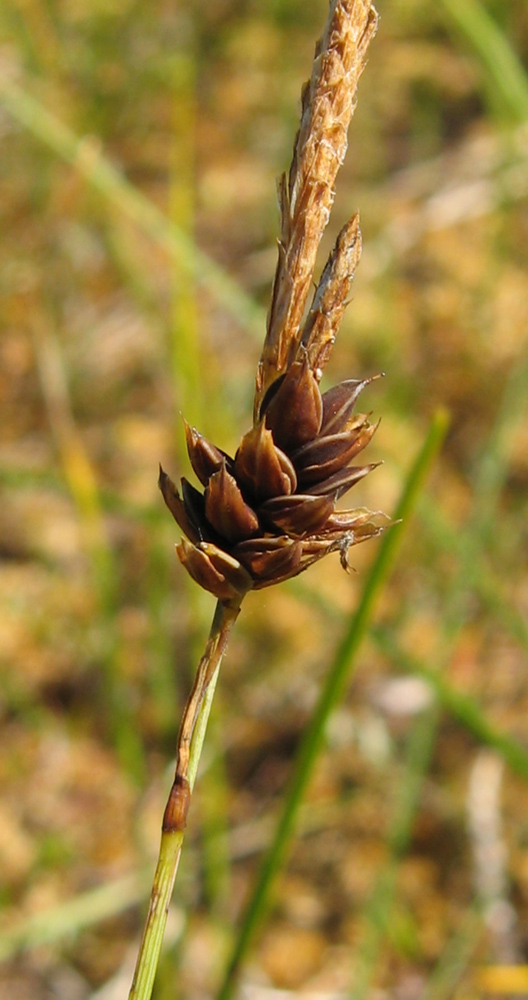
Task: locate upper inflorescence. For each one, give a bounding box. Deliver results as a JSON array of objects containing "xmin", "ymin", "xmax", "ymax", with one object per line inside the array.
[{"xmin": 159, "ymin": 1, "xmax": 387, "ymax": 602}]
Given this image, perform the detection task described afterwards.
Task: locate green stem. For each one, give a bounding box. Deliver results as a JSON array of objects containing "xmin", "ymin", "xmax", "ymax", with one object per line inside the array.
[
  {"xmin": 0, "ymin": 75, "xmax": 264, "ymax": 341},
  {"xmin": 351, "ymin": 703, "xmax": 441, "ymax": 1000},
  {"xmin": 373, "ymin": 626, "xmax": 528, "ymax": 783},
  {"xmin": 128, "ymin": 598, "xmax": 242, "ymax": 1000},
  {"xmin": 439, "ymin": 0, "xmax": 528, "ymax": 124},
  {"xmin": 217, "ymin": 409, "xmax": 449, "ymax": 1000}
]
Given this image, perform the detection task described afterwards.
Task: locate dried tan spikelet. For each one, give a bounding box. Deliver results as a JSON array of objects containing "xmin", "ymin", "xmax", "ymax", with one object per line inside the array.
[
  {"xmin": 301, "ymin": 213, "xmax": 362, "ymax": 378},
  {"xmin": 255, "ymin": 0, "xmax": 379, "ymax": 418}
]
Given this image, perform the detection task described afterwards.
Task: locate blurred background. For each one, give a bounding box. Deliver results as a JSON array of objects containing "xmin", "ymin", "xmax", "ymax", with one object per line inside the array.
[{"xmin": 1, "ymin": 1, "xmax": 528, "ymax": 998}]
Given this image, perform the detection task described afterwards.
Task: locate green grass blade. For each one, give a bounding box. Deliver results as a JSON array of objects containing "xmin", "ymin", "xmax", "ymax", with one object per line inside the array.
[
  {"xmin": 168, "ymin": 51, "xmax": 205, "ymax": 441},
  {"xmin": 439, "ymin": 0, "xmax": 528, "ymax": 123},
  {"xmin": 420, "ymin": 907, "xmax": 484, "ymax": 1000},
  {"xmin": 373, "ymin": 628, "xmax": 528, "ymax": 784},
  {"xmin": 0, "ymin": 871, "xmax": 153, "ymax": 961},
  {"xmin": 347, "ymin": 349, "xmax": 528, "ymax": 994},
  {"xmin": 418, "ymin": 500, "xmax": 528, "ymax": 654},
  {"xmin": 216, "ymin": 410, "xmax": 449, "ymax": 1000},
  {"xmin": 437, "ymin": 351, "xmax": 528, "ymax": 640},
  {"xmin": 470, "ymin": 350, "xmax": 528, "ymax": 531},
  {"xmin": 350, "ymin": 703, "xmax": 441, "ymax": 999},
  {"xmin": 32, "ymin": 317, "xmax": 146, "ymax": 783},
  {"xmin": 0, "ymin": 74, "xmax": 265, "ymax": 340}
]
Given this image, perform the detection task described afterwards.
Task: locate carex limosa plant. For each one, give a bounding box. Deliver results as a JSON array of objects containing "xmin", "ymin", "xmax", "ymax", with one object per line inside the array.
[{"xmin": 129, "ymin": 3, "xmax": 385, "ymax": 998}]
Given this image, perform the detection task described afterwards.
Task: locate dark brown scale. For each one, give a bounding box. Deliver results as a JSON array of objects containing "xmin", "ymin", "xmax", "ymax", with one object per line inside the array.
[
  {"xmin": 303, "ymin": 463, "xmax": 380, "ymax": 497},
  {"xmin": 264, "ymin": 352, "xmax": 323, "ymax": 452},
  {"xmin": 259, "ymin": 494, "xmax": 334, "ymax": 536},
  {"xmin": 204, "ymin": 463, "xmax": 260, "ymax": 543},
  {"xmin": 234, "ymin": 420, "xmax": 297, "ymax": 501},
  {"xmin": 184, "ymin": 421, "xmax": 230, "ymax": 486}
]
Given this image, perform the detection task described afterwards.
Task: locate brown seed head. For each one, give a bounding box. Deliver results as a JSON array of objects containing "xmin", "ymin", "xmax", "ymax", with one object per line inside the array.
[{"xmin": 159, "ymin": 1, "xmax": 387, "ymax": 603}]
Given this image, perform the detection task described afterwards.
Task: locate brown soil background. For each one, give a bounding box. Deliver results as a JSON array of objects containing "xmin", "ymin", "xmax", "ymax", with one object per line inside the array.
[{"xmin": 1, "ymin": 1, "xmax": 527, "ymax": 998}]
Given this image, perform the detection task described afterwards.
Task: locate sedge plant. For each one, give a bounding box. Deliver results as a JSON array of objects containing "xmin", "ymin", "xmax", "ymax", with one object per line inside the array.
[{"xmin": 129, "ymin": 3, "xmax": 389, "ymax": 998}]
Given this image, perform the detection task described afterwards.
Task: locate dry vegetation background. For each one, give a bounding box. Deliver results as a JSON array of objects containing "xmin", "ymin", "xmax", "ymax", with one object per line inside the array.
[{"xmin": 1, "ymin": 1, "xmax": 528, "ymax": 998}]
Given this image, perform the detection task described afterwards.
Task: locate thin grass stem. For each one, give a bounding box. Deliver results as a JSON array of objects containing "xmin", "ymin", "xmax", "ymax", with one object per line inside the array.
[
  {"xmin": 347, "ymin": 351, "xmax": 527, "ymax": 992},
  {"xmin": 419, "ymin": 499, "xmax": 528, "ymax": 653},
  {"xmin": 32, "ymin": 313, "xmax": 145, "ymax": 782},
  {"xmin": 372, "ymin": 627, "xmax": 528, "ymax": 783},
  {"xmin": 216, "ymin": 409, "xmax": 449, "ymax": 1000},
  {"xmin": 0, "ymin": 871, "xmax": 153, "ymax": 963},
  {"xmin": 128, "ymin": 597, "xmax": 242, "ymax": 1000},
  {"xmin": 421, "ymin": 907, "xmax": 484, "ymax": 1000},
  {"xmin": 350, "ymin": 703, "xmax": 441, "ymax": 999},
  {"xmin": 439, "ymin": 0, "xmax": 528, "ymax": 123},
  {"xmin": 0, "ymin": 73, "xmax": 264, "ymax": 340},
  {"xmin": 168, "ymin": 50, "xmax": 204, "ymax": 441}
]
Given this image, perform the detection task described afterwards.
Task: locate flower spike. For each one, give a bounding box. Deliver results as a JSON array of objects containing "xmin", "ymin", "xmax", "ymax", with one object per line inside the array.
[
  {"xmin": 159, "ymin": 1, "xmax": 386, "ymax": 600},
  {"xmin": 136, "ymin": 9, "xmax": 386, "ymax": 1000}
]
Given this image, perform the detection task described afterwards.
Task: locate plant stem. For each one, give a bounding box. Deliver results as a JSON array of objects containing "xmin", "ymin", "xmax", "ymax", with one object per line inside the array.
[
  {"xmin": 128, "ymin": 597, "xmax": 242, "ymax": 1000},
  {"xmin": 217, "ymin": 409, "xmax": 449, "ymax": 1000},
  {"xmin": 0, "ymin": 75, "xmax": 264, "ymax": 341},
  {"xmin": 439, "ymin": 0, "xmax": 528, "ymax": 124}
]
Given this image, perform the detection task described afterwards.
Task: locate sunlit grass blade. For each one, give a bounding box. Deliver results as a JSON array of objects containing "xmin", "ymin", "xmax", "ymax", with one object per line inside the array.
[
  {"xmin": 418, "ymin": 500, "xmax": 528, "ymax": 654},
  {"xmin": 350, "ymin": 703, "xmax": 441, "ymax": 999},
  {"xmin": 469, "ymin": 351, "xmax": 528, "ymax": 532},
  {"xmin": 144, "ymin": 511, "xmax": 179, "ymax": 737},
  {"xmin": 216, "ymin": 410, "xmax": 449, "ymax": 1000},
  {"xmin": 439, "ymin": 0, "xmax": 528, "ymax": 123},
  {"xmin": 421, "ymin": 907, "xmax": 484, "ymax": 1000},
  {"xmin": 32, "ymin": 315, "xmax": 145, "ymax": 783},
  {"xmin": 2, "ymin": 0, "xmax": 63, "ymax": 80},
  {"xmin": 169, "ymin": 50, "xmax": 204, "ymax": 440},
  {"xmin": 128, "ymin": 599, "xmax": 242, "ymax": 1000},
  {"xmin": 0, "ymin": 73, "xmax": 265, "ymax": 340},
  {"xmin": 168, "ymin": 48, "xmax": 232, "ymax": 912},
  {"xmin": 167, "ymin": 165, "xmax": 236, "ymax": 933},
  {"xmin": 0, "ymin": 871, "xmax": 153, "ymax": 962},
  {"xmin": 348, "ymin": 352, "xmax": 528, "ymax": 993},
  {"xmin": 438, "ymin": 351, "xmax": 528, "ymax": 639},
  {"xmin": 372, "ymin": 628, "xmax": 528, "ymax": 784}
]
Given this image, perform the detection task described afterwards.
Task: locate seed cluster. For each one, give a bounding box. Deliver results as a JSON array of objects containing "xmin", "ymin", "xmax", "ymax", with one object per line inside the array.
[
  {"xmin": 159, "ymin": 353, "xmax": 387, "ymax": 601},
  {"xmin": 160, "ymin": 0, "xmax": 387, "ymax": 602}
]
